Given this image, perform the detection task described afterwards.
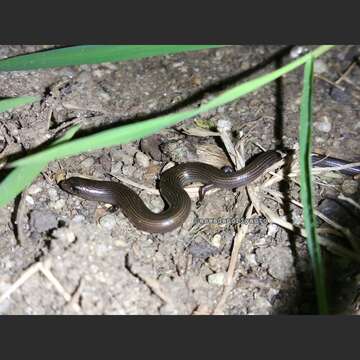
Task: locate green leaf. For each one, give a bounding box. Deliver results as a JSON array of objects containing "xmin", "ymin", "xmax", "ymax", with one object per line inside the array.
[
  {"xmin": 0, "ymin": 125, "xmax": 80, "ymax": 208},
  {"xmin": 299, "ymin": 57, "xmax": 328, "ymax": 314},
  {"xmin": 8, "ymin": 45, "xmax": 334, "ymax": 168},
  {"xmin": 0, "ymin": 96, "xmax": 40, "ymax": 113},
  {"xmin": 0, "ymin": 45, "xmax": 223, "ymax": 71}
]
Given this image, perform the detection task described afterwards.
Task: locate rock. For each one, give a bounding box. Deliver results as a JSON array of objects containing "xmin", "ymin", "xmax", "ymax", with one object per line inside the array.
[
  {"xmin": 256, "ymin": 246, "xmax": 294, "ymax": 281},
  {"xmin": 341, "ymin": 180, "xmax": 358, "ymax": 195},
  {"xmin": 207, "ymin": 272, "xmax": 226, "ymax": 286},
  {"xmin": 48, "ymin": 188, "xmax": 59, "ymax": 202},
  {"xmin": 25, "ymin": 195, "xmax": 34, "ymax": 205},
  {"xmin": 189, "ymin": 241, "xmax": 218, "ymax": 260},
  {"xmin": 314, "ymin": 59, "xmax": 328, "ymax": 74},
  {"xmin": 99, "ymin": 214, "xmax": 117, "ymax": 230},
  {"xmin": 52, "ymin": 228, "xmax": 76, "ymax": 243},
  {"xmin": 134, "ymin": 151, "xmax": 150, "ymax": 168},
  {"xmin": 27, "ymin": 184, "xmax": 42, "ymax": 195},
  {"xmin": 80, "ymin": 157, "xmax": 95, "ymax": 169},
  {"xmin": 330, "ymin": 86, "xmax": 351, "ymax": 104},
  {"xmin": 314, "ymin": 116, "xmax": 332, "ymax": 133},
  {"xmin": 30, "ymin": 210, "xmax": 58, "ymax": 233},
  {"xmin": 72, "ymin": 214, "xmax": 85, "ymax": 223},
  {"xmin": 52, "ymin": 199, "xmax": 66, "ymax": 210},
  {"xmin": 140, "ymin": 135, "xmax": 163, "ymax": 161},
  {"xmin": 211, "ymin": 234, "xmax": 222, "ymax": 248}
]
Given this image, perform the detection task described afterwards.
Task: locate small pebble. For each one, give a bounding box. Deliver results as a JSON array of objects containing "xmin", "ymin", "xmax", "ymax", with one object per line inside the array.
[
  {"xmin": 122, "ymin": 165, "xmax": 135, "ymax": 177},
  {"xmin": 290, "ymin": 46, "xmax": 308, "ymax": 58},
  {"xmin": 189, "ymin": 241, "xmax": 218, "ymax": 260},
  {"xmin": 81, "ymin": 157, "xmax": 95, "ymax": 169},
  {"xmin": 314, "ymin": 116, "xmax": 332, "ymax": 133},
  {"xmin": 211, "ymin": 234, "xmax": 222, "ymax": 248},
  {"xmin": 99, "ymin": 91, "xmax": 111, "ymax": 101},
  {"xmin": 314, "ymin": 59, "xmax": 328, "ymax": 74},
  {"xmin": 330, "ymin": 86, "xmax": 351, "ymax": 104},
  {"xmin": 246, "ymin": 253, "xmax": 258, "ymax": 267},
  {"xmin": 114, "ymin": 238, "xmax": 128, "ymax": 247},
  {"xmin": 314, "ymin": 136, "xmax": 325, "ymax": 143},
  {"xmin": 52, "ymin": 228, "xmax": 76, "ymax": 243},
  {"xmin": 110, "ymin": 161, "xmax": 124, "ymax": 175},
  {"xmin": 140, "ymin": 135, "xmax": 163, "ymax": 161},
  {"xmin": 135, "ymin": 151, "xmax": 150, "ymax": 168},
  {"xmin": 72, "ymin": 214, "xmax": 85, "ymax": 223},
  {"xmin": 27, "ymin": 184, "xmax": 42, "ymax": 195},
  {"xmin": 207, "ymin": 272, "xmax": 226, "ymax": 286},
  {"xmin": 30, "ymin": 210, "xmax": 58, "ymax": 233},
  {"xmin": 48, "ymin": 188, "xmax": 59, "ymax": 202},
  {"xmin": 99, "ymin": 214, "xmax": 117, "ymax": 230},
  {"xmin": 25, "ymin": 195, "xmax": 34, "ymax": 205},
  {"xmin": 149, "ymin": 196, "xmax": 165, "ymax": 213},
  {"xmin": 341, "ymin": 179, "xmax": 358, "ymax": 195},
  {"xmin": 256, "ymin": 246, "xmax": 294, "ymax": 281},
  {"xmin": 52, "ymin": 199, "xmax": 66, "ymax": 210},
  {"xmin": 266, "ymin": 223, "xmax": 278, "ymax": 237},
  {"xmin": 249, "ymin": 296, "xmax": 272, "ymax": 315}
]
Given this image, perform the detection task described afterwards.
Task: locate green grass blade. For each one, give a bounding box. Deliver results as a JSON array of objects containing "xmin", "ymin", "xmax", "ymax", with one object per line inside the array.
[
  {"xmin": 0, "ymin": 45, "xmax": 223, "ymax": 71},
  {"xmin": 8, "ymin": 45, "xmax": 334, "ymax": 168},
  {"xmin": 0, "ymin": 125, "xmax": 80, "ymax": 207},
  {"xmin": 299, "ymin": 57, "xmax": 328, "ymax": 314},
  {"xmin": 0, "ymin": 96, "xmax": 40, "ymax": 112}
]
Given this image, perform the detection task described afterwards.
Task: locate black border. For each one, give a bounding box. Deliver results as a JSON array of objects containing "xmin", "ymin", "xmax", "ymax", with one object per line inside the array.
[
  {"xmin": 0, "ymin": 316, "xmax": 358, "ymax": 355},
  {"xmin": 0, "ymin": 2, "xmax": 359, "ymax": 43},
  {"xmin": 1, "ymin": 2, "xmax": 360, "ymax": 355}
]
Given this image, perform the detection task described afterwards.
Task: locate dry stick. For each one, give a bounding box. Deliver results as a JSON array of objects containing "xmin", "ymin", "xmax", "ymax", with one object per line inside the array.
[
  {"xmin": 264, "ymin": 187, "xmax": 359, "ymax": 252},
  {"xmin": 213, "ymin": 204, "xmax": 254, "ymax": 315},
  {"xmin": 0, "ymin": 262, "xmax": 42, "ymax": 304},
  {"xmin": 317, "ymin": 236, "xmax": 360, "ymax": 263},
  {"xmin": 126, "ymin": 264, "xmax": 178, "ymax": 310},
  {"xmin": 213, "ymin": 122, "xmax": 287, "ymax": 313},
  {"xmin": 315, "ymin": 74, "xmax": 345, "ymax": 91},
  {"xmin": 338, "ymin": 193, "xmax": 360, "ymax": 211},
  {"xmin": 248, "ymin": 190, "xmax": 360, "ymax": 263},
  {"xmin": 265, "ymin": 160, "xmax": 339, "ymax": 188},
  {"xmin": 285, "ymin": 162, "xmax": 360, "ymax": 177},
  {"xmin": 40, "ymin": 259, "xmax": 72, "ymax": 302},
  {"xmin": 342, "ymin": 76, "xmax": 360, "ymax": 92},
  {"xmin": 335, "ymin": 61, "xmax": 357, "ymax": 85},
  {"xmin": 217, "ymin": 118, "xmax": 244, "ymax": 167},
  {"xmin": 211, "ymin": 119, "xmax": 249, "ymax": 314},
  {"xmin": 0, "ymin": 258, "xmax": 81, "ymax": 312}
]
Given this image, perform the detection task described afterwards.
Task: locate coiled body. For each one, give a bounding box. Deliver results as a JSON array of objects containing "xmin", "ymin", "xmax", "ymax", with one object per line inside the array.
[{"xmin": 60, "ymin": 150, "xmax": 281, "ymax": 233}]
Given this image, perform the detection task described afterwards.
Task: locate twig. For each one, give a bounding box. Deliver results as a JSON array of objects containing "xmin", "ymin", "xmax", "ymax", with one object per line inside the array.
[
  {"xmin": 217, "ymin": 119, "xmax": 244, "ymax": 168},
  {"xmin": 264, "ymin": 188, "xmax": 359, "ymax": 252},
  {"xmin": 342, "ymin": 76, "xmax": 360, "ymax": 92},
  {"xmin": 246, "ymin": 191, "xmax": 360, "ymax": 263},
  {"xmin": 315, "ymin": 74, "xmax": 345, "ymax": 91},
  {"xmin": 335, "ymin": 61, "xmax": 357, "ymax": 85},
  {"xmin": 290, "ymin": 162, "xmax": 360, "ymax": 176},
  {"xmin": 338, "ymin": 193, "xmax": 360, "ymax": 211},
  {"xmin": 212, "ymin": 204, "xmax": 254, "ymax": 315},
  {"xmin": 0, "ymin": 258, "xmax": 79, "ymax": 312}
]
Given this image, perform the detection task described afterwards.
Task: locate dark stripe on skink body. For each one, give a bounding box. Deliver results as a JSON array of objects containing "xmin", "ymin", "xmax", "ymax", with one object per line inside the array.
[{"xmin": 59, "ymin": 150, "xmax": 281, "ymax": 233}]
